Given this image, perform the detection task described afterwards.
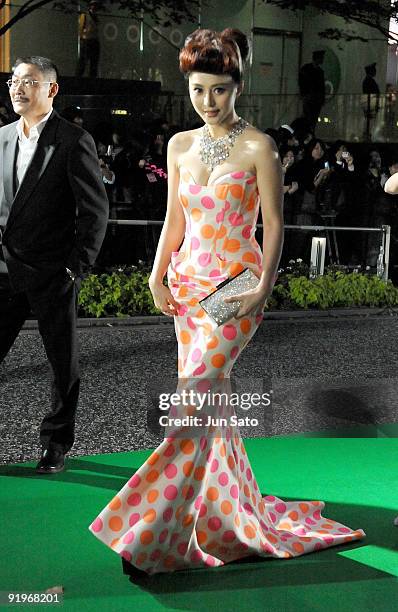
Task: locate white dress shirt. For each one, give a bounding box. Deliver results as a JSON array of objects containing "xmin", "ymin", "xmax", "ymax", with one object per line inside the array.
[{"xmin": 15, "ymin": 109, "xmax": 53, "ymax": 188}]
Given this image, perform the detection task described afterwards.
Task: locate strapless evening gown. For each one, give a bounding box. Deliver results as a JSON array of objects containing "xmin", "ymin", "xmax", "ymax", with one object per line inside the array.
[{"xmin": 89, "ymin": 168, "xmax": 365, "ymax": 574}]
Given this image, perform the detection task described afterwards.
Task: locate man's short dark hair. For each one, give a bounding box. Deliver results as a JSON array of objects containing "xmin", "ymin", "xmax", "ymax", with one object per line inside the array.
[{"xmin": 12, "ymin": 56, "xmax": 59, "ymax": 82}]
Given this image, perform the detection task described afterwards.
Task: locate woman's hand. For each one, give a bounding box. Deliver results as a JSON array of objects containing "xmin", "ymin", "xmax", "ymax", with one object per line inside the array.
[
  {"xmin": 149, "ymin": 281, "xmax": 180, "ymax": 317},
  {"xmin": 224, "ymin": 285, "xmax": 269, "ymax": 319}
]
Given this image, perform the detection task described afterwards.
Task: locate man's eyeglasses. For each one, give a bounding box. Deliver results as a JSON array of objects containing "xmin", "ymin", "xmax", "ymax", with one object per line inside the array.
[{"xmin": 6, "ymin": 78, "xmax": 54, "ymax": 89}]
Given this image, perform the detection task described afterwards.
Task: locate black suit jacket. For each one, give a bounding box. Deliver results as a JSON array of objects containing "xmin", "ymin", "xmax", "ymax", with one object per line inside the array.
[{"xmin": 0, "ymin": 109, "xmax": 109, "ymax": 290}]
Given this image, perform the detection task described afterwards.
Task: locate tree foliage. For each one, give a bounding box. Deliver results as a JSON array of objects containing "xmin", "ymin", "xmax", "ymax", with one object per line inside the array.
[
  {"xmin": 265, "ymin": 0, "xmax": 398, "ymax": 43},
  {"xmin": 0, "ymin": 0, "xmax": 199, "ymax": 38}
]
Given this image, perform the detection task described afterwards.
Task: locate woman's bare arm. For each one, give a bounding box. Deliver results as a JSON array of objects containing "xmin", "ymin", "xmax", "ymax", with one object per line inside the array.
[{"xmin": 384, "ymin": 172, "xmax": 398, "ymax": 194}]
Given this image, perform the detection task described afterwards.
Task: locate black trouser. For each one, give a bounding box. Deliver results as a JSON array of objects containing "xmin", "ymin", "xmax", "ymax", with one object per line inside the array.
[
  {"xmin": 0, "ymin": 270, "xmax": 80, "ymax": 454},
  {"xmin": 302, "ymin": 96, "xmax": 323, "ymax": 133},
  {"xmin": 76, "ymin": 38, "xmax": 100, "ymax": 77}
]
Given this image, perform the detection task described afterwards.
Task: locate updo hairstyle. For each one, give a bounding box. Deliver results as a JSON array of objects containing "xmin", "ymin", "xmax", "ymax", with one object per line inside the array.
[{"xmin": 179, "ymin": 28, "xmax": 250, "ymax": 84}]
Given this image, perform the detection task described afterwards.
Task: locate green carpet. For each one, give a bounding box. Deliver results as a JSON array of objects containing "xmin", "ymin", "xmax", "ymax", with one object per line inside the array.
[{"xmin": 1, "ymin": 426, "xmax": 397, "ymax": 612}]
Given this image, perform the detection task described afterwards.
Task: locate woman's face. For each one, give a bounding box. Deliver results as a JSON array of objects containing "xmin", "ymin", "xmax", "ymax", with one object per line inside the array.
[
  {"xmin": 283, "ymin": 150, "xmax": 295, "ymax": 166},
  {"xmin": 312, "ymin": 142, "xmax": 324, "ymax": 160},
  {"xmin": 188, "ymin": 72, "xmax": 241, "ymax": 126}
]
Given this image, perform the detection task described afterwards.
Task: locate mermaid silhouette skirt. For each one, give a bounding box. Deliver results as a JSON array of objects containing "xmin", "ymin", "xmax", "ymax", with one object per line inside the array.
[{"xmin": 89, "ymin": 169, "xmax": 365, "ymax": 574}]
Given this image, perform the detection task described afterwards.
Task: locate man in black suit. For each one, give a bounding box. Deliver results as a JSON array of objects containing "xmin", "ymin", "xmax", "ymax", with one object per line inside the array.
[
  {"xmin": 0, "ymin": 56, "xmax": 108, "ymax": 473},
  {"xmin": 298, "ymin": 50, "xmax": 326, "ymax": 133}
]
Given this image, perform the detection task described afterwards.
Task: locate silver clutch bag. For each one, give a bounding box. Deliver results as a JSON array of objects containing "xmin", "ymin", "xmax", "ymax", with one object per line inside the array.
[{"xmin": 199, "ymin": 268, "xmax": 259, "ymax": 326}]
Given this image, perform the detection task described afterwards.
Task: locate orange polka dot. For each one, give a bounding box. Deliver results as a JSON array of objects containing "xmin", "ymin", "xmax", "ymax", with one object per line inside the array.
[
  {"xmin": 243, "ymin": 484, "xmax": 250, "ymax": 498},
  {"xmin": 251, "ymin": 494, "xmax": 257, "ymax": 506},
  {"xmin": 178, "ymin": 286, "xmax": 189, "ymax": 298},
  {"xmin": 183, "ymin": 461, "xmax": 194, "ymax": 477},
  {"xmin": 234, "ymin": 514, "xmax": 241, "ymax": 527},
  {"xmin": 246, "ymin": 192, "xmax": 257, "ymax": 211},
  {"xmin": 194, "ymin": 466, "xmax": 206, "ymax": 480},
  {"xmin": 109, "ymin": 516, "xmax": 123, "ymax": 532},
  {"xmin": 140, "ymin": 530, "xmax": 154, "ymax": 545},
  {"xmin": 230, "ymin": 262, "xmax": 244, "ymax": 276},
  {"xmin": 207, "ymin": 541, "xmax": 218, "ymax": 551},
  {"xmin": 299, "ymin": 503, "xmax": 309, "ymax": 513},
  {"xmin": 266, "ymin": 533, "xmax": 278, "ymax": 544},
  {"xmin": 180, "ymin": 330, "xmax": 191, "ymax": 344},
  {"xmin": 244, "ymin": 525, "xmax": 256, "ymax": 539},
  {"xmin": 240, "ymin": 442, "xmax": 246, "ymax": 455},
  {"xmin": 195, "ymin": 308, "xmax": 206, "ymax": 318},
  {"xmin": 242, "ymin": 251, "xmax": 256, "ymax": 263},
  {"xmin": 110, "ymin": 538, "xmax": 120, "ymax": 548},
  {"xmin": 191, "ymin": 208, "xmax": 202, "ymax": 221},
  {"xmin": 229, "ymin": 184, "xmax": 244, "ymax": 199},
  {"xmin": 216, "ymin": 225, "xmax": 227, "ymax": 239},
  {"xmin": 215, "ymin": 185, "xmax": 229, "ymax": 200},
  {"xmin": 185, "ymin": 265, "xmax": 196, "ymax": 276},
  {"xmin": 183, "ymin": 513, "xmax": 193, "ymax": 527},
  {"xmin": 211, "ymin": 353, "xmax": 226, "ymax": 368},
  {"xmin": 180, "ymin": 439, "xmax": 195, "ymax": 454},
  {"xmin": 284, "ymin": 551, "xmax": 292, "ymax": 558},
  {"xmin": 164, "ymin": 555, "xmax": 176, "ymax": 568},
  {"xmin": 258, "ymin": 502, "xmax": 265, "ymax": 514},
  {"xmin": 201, "ymin": 224, "xmax": 215, "ymax": 239},
  {"xmin": 176, "ymin": 504, "xmax": 184, "ymax": 520},
  {"xmin": 279, "ymin": 522, "xmax": 292, "ymax": 530},
  {"xmin": 299, "ymin": 537, "xmax": 313, "ymax": 542},
  {"xmin": 224, "ymin": 238, "xmax": 241, "ymax": 253},
  {"xmin": 240, "ymin": 319, "xmax": 251, "ymax": 334},
  {"xmin": 221, "ymin": 500, "xmax": 233, "ymax": 515},
  {"xmin": 227, "ymin": 455, "xmax": 235, "ymax": 470},
  {"xmin": 321, "ymin": 523, "xmax": 334, "ymax": 529},
  {"xmin": 108, "ymin": 496, "xmax": 122, "ymax": 511},
  {"xmin": 147, "ymin": 489, "xmax": 159, "ymax": 503},
  {"xmin": 288, "ymin": 511, "xmax": 298, "ymax": 521},
  {"xmin": 207, "ymin": 487, "xmax": 219, "ymax": 501},
  {"xmin": 207, "ymin": 336, "xmax": 219, "ymax": 350},
  {"xmin": 136, "ymin": 552, "xmax": 147, "ymax": 565},
  {"xmin": 143, "ymin": 508, "xmax": 157, "ymax": 523},
  {"xmin": 180, "ymin": 195, "xmax": 189, "ymax": 208},
  {"xmin": 197, "ymin": 531, "xmax": 207, "ymax": 544},
  {"xmin": 189, "ymin": 297, "xmax": 199, "ymax": 307},
  {"xmin": 147, "ymin": 452, "xmax": 160, "ymax": 466},
  {"xmin": 293, "ymin": 542, "xmax": 304, "ymax": 553},
  {"xmin": 146, "ymin": 469, "xmax": 159, "ymax": 483},
  {"xmin": 220, "ymin": 443, "xmax": 226, "ymax": 457}
]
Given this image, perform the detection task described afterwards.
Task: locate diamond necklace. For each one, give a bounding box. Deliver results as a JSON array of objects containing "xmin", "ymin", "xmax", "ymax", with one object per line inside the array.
[{"xmin": 199, "ymin": 117, "xmax": 249, "ymax": 172}]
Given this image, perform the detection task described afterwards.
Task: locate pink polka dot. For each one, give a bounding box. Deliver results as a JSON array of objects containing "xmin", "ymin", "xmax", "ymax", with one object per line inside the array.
[
  {"xmin": 164, "ymin": 485, "xmax": 178, "ymax": 500},
  {"xmin": 264, "ymin": 495, "xmax": 276, "ymax": 502},
  {"xmin": 246, "ymin": 468, "xmax": 252, "ymax": 481},
  {"xmin": 123, "ymin": 532, "xmax": 135, "ymax": 544},
  {"xmin": 223, "ymin": 325, "xmax": 237, "ymax": 341},
  {"xmin": 269, "ymin": 512, "xmax": 277, "ymax": 523},
  {"xmin": 192, "ymin": 348, "xmax": 202, "ymax": 362},
  {"xmin": 163, "ymin": 507, "xmax": 173, "ymax": 522},
  {"xmin": 259, "ymin": 520, "xmax": 268, "ymax": 531},
  {"xmin": 191, "ymin": 550, "xmax": 203, "ymax": 562},
  {"xmin": 322, "ymin": 536, "xmax": 334, "ymax": 545},
  {"xmin": 211, "ymin": 459, "xmax": 219, "ymax": 473},
  {"xmin": 314, "ymin": 543, "xmax": 324, "ymax": 551},
  {"xmin": 170, "ymin": 533, "xmax": 179, "ymax": 546},
  {"xmin": 91, "ymin": 517, "xmax": 103, "ymax": 533},
  {"xmin": 228, "ymin": 212, "xmax": 244, "ymax": 226},
  {"xmin": 200, "ymin": 437, "xmax": 207, "ymax": 451},
  {"xmin": 187, "ymin": 317, "xmax": 196, "ymax": 330},
  {"xmin": 129, "ymin": 513, "xmax": 140, "ymax": 527},
  {"xmin": 201, "ymin": 196, "xmax": 215, "ymax": 209},
  {"xmin": 189, "ymin": 184, "xmax": 202, "ymax": 194},
  {"xmin": 128, "ymin": 474, "xmax": 141, "ymax": 488},
  {"xmin": 242, "ymin": 225, "xmax": 251, "ymax": 239},
  {"xmin": 198, "ymin": 252, "xmax": 212, "ymax": 266},
  {"xmin": 275, "ymin": 502, "xmax": 287, "ymax": 513},
  {"xmin": 313, "ymin": 510, "xmax": 322, "ymax": 520},
  {"xmin": 193, "ymin": 363, "xmax": 207, "ymax": 376},
  {"xmin": 184, "ymin": 485, "xmax": 194, "ymax": 500},
  {"xmin": 178, "ymin": 542, "xmax": 188, "ymax": 556},
  {"xmin": 209, "ymin": 269, "xmax": 222, "ymax": 278},
  {"xmin": 338, "ymin": 527, "xmax": 351, "ymax": 533},
  {"xmin": 260, "ymin": 542, "xmax": 274, "ymax": 554},
  {"xmin": 165, "ymin": 463, "xmax": 177, "ymax": 479},
  {"xmin": 194, "ymin": 495, "xmax": 203, "ymax": 510},
  {"xmin": 222, "ymin": 530, "xmax": 236, "ymax": 542},
  {"xmin": 218, "ymin": 472, "xmax": 229, "ymax": 486},
  {"xmin": 150, "ymin": 549, "xmax": 162, "ymax": 561},
  {"xmin": 127, "ymin": 492, "xmax": 141, "ymax": 506},
  {"xmin": 295, "ymin": 527, "xmax": 306, "ymax": 536},
  {"xmin": 239, "ymin": 459, "xmax": 244, "ymax": 471},
  {"xmin": 305, "ymin": 517, "xmax": 316, "ymax": 525},
  {"xmin": 243, "ymin": 503, "xmax": 253, "ymax": 515},
  {"xmin": 206, "ymin": 449, "xmax": 214, "ymax": 463},
  {"xmin": 230, "ymin": 484, "xmax": 239, "ymax": 499},
  {"xmin": 121, "ymin": 550, "xmax": 132, "ymax": 562},
  {"xmin": 231, "ymin": 171, "xmax": 245, "ymax": 179},
  {"xmin": 159, "ymin": 528, "xmax": 168, "ymax": 543},
  {"xmin": 230, "ymin": 346, "xmax": 239, "ymax": 359},
  {"xmin": 164, "ymin": 444, "xmax": 175, "ymax": 457},
  {"xmin": 191, "ymin": 236, "xmax": 200, "ymax": 250},
  {"xmin": 205, "ymin": 555, "xmax": 216, "ymax": 566},
  {"xmin": 199, "ymin": 503, "xmax": 207, "ymax": 517},
  {"xmin": 178, "ymin": 304, "xmax": 188, "ymax": 316},
  {"xmin": 216, "ymin": 210, "xmax": 226, "ymax": 223},
  {"xmin": 255, "ymin": 312, "xmax": 263, "ymax": 325}
]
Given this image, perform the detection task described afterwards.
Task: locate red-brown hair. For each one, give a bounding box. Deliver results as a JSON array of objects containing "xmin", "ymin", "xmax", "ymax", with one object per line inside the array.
[{"xmin": 179, "ymin": 28, "xmax": 250, "ymax": 84}]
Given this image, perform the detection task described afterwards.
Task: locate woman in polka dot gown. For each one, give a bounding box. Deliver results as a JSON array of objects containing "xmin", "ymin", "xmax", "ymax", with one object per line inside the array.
[{"xmin": 89, "ymin": 28, "xmax": 365, "ymax": 575}]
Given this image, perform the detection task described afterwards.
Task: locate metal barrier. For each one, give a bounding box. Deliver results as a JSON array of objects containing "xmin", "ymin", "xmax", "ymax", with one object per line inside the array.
[{"xmin": 106, "ymin": 219, "xmax": 391, "ymax": 281}]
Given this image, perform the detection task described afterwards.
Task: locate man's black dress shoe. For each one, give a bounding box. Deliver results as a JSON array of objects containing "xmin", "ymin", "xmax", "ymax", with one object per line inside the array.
[{"xmin": 36, "ymin": 449, "xmax": 65, "ymax": 474}]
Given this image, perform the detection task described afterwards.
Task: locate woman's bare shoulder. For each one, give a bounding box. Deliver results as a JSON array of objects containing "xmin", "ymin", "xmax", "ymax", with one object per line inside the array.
[
  {"xmin": 168, "ymin": 128, "xmax": 201, "ymax": 153},
  {"xmin": 245, "ymin": 125, "xmax": 278, "ymax": 153}
]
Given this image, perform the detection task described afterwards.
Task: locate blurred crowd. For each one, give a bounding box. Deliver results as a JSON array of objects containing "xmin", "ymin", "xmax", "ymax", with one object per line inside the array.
[{"xmin": 1, "ymin": 97, "xmax": 398, "ymax": 276}]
